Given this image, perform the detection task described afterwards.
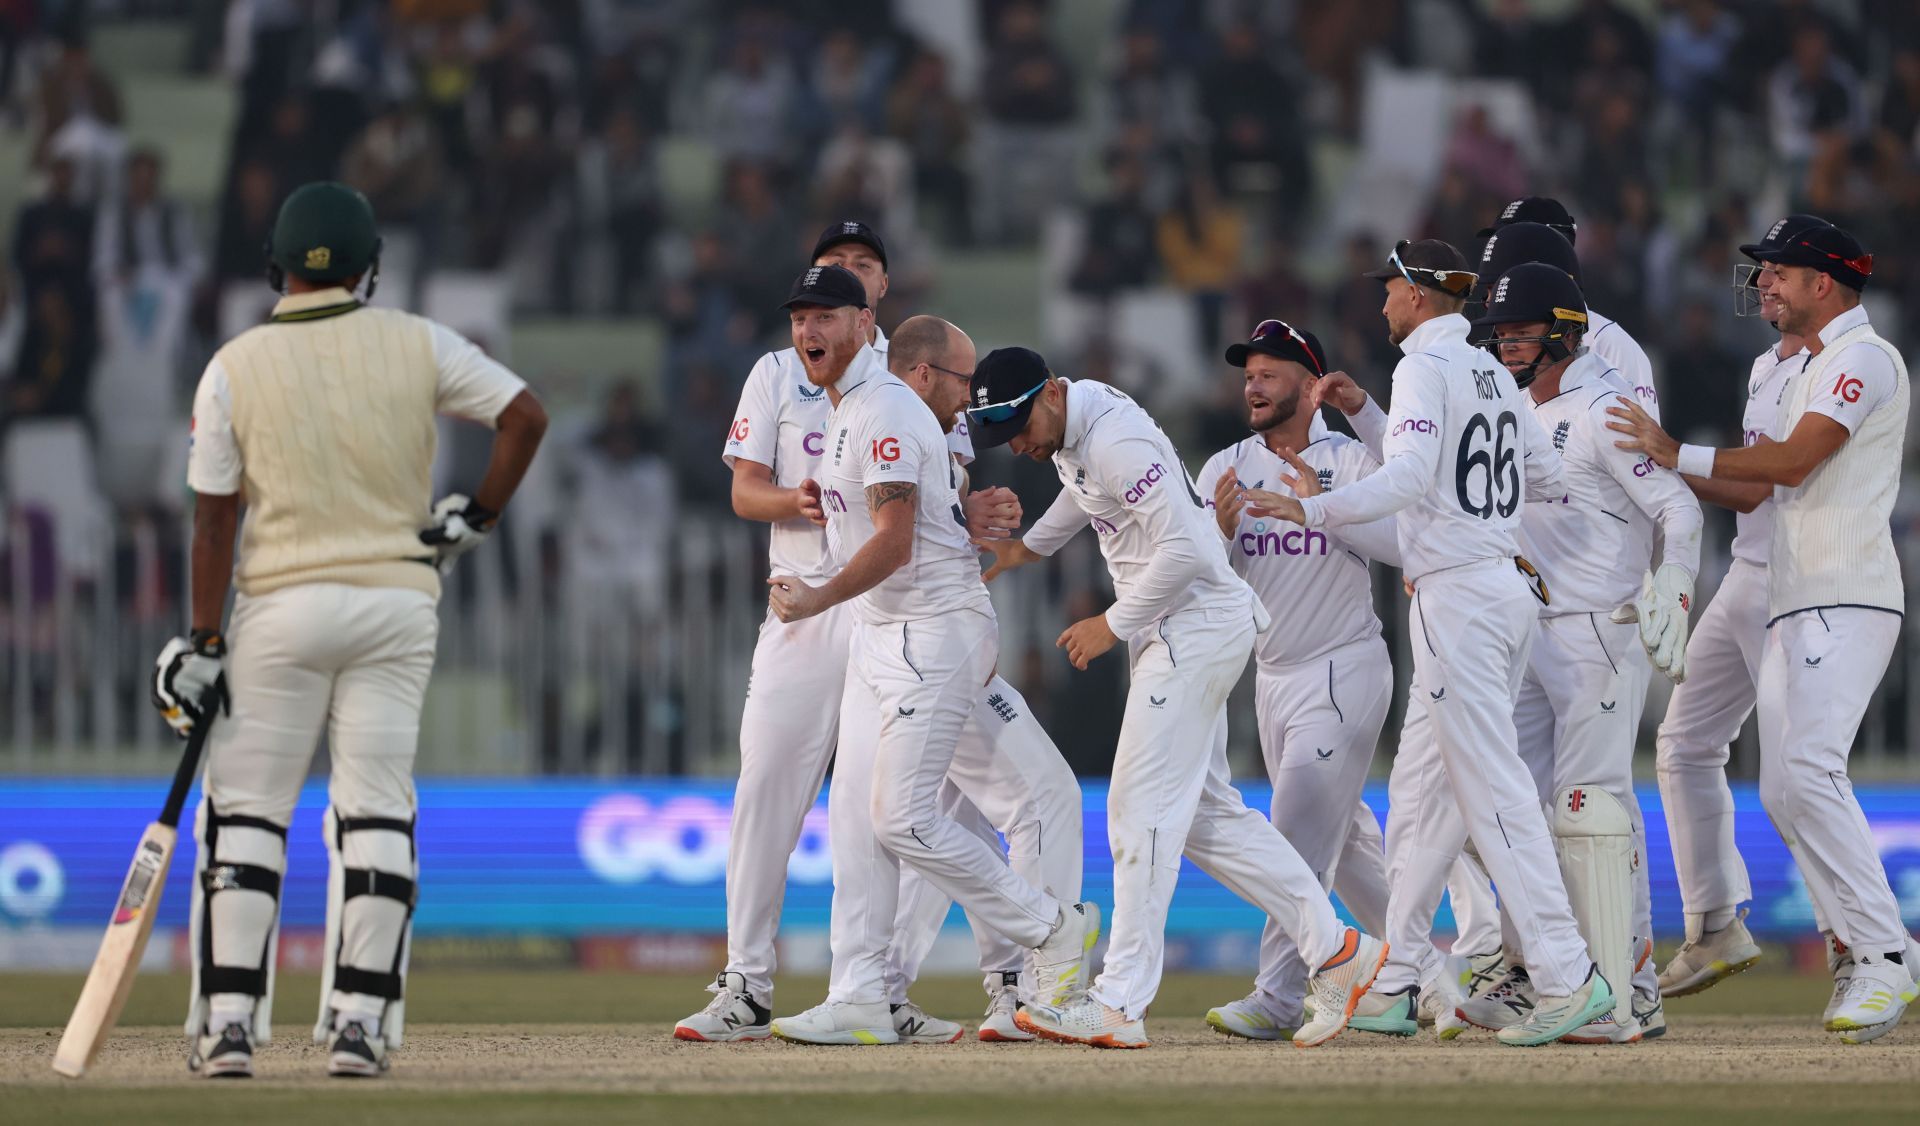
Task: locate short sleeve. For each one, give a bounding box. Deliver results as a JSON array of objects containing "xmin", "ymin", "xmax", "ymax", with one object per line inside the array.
[
  {"xmin": 948, "ymin": 412, "xmax": 976, "ymax": 466},
  {"xmin": 431, "ymin": 321, "xmax": 528, "ymax": 427},
  {"xmin": 1803, "ymin": 344, "xmax": 1898, "ymax": 433},
  {"xmin": 186, "ymin": 358, "xmax": 242, "ymax": 495},
  {"xmin": 858, "ymin": 393, "xmax": 929, "ymax": 489},
  {"xmin": 724, "ymin": 352, "xmax": 782, "ymax": 469}
]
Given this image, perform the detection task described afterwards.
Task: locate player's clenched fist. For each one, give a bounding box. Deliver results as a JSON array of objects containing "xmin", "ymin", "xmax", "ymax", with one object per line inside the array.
[
  {"xmin": 767, "ymin": 574, "xmax": 828, "ymax": 622},
  {"xmin": 1056, "ymin": 614, "xmax": 1119, "ymax": 670},
  {"xmin": 964, "ymin": 486, "xmax": 1022, "ymax": 542},
  {"xmin": 1212, "ymin": 472, "xmax": 1246, "ymax": 538},
  {"xmin": 419, "ymin": 493, "xmax": 498, "ymax": 573},
  {"xmin": 151, "ymin": 631, "xmax": 229, "ymax": 737}
]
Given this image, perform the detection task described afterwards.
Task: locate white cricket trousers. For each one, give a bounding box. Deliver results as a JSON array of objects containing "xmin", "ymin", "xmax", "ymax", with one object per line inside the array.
[
  {"xmin": 1758, "ymin": 608, "xmax": 1906, "ymax": 952},
  {"xmin": 885, "ymin": 675, "xmax": 1083, "ymax": 1004},
  {"xmin": 827, "ymin": 610, "xmax": 1062, "ymax": 1004},
  {"xmin": 1247, "ymin": 636, "xmax": 1392, "ymax": 1022},
  {"xmin": 1512, "ymin": 611, "xmax": 1655, "ymax": 1002},
  {"xmin": 1654, "ymin": 560, "xmax": 1765, "ymax": 921},
  {"xmin": 1089, "ymin": 605, "xmax": 1343, "ymax": 1020},
  {"xmin": 186, "ymin": 582, "xmax": 436, "ymax": 1045},
  {"xmin": 1375, "ymin": 561, "xmax": 1590, "ymax": 997}
]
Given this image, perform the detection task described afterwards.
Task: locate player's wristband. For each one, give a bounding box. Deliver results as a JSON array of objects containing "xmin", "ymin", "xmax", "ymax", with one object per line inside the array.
[
  {"xmin": 188, "ymin": 628, "xmax": 227, "ymax": 658},
  {"xmin": 1676, "ymin": 443, "xmax": 1715, "ymax": 479}
]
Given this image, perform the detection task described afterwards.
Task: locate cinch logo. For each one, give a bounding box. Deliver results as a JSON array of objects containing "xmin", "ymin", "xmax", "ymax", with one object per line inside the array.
[
  {"xmin": 825, "ymin": 488, "xmax": 848, "ymax": 513},
  {"xmin": 1743, "ymin": 428, "xmax": 1765, "ymax": 447},
  {"xmin": 1123, "ymin": 463, "xmax": 1167, "ymax": 504},
  {"xmin": 1091, "ymin": 515, "xmax": 1119, "ymax": 536},
  {"xmin": 730, "ymin": 418, "xmax": 750, "ymax": 442},
  {"xmin": 804, "ymin": 431, "xmax": 824, "ymax": 457},
  {"xmin": 872, "ymin": 437, "xmax": 901, "ymax": 462},
  {"xmin": 1631, "ymin": 456, "xmax": 1659, "ymax": 477},
  {"xmin": 1833, "ymin": 373, "xmax": 1863, "ymax": 403},
  {"xmin": 1240, "ymin": 528, "xmax": 1328, "ymax": 556},
  {"xmin": 1392, "ymin": 418, "xmax": 1437, "ymax": 436}
]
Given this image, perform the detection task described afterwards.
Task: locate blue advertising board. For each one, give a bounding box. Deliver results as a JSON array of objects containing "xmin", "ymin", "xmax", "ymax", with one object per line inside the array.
[{"xmin": 3, "ymin": 780, "xmax": 1919, "ymax": 947}]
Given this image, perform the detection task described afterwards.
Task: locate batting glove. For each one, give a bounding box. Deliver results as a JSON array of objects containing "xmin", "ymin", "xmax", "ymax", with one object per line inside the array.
[
  {"xmin": 419, "ymin": 493, "xmax": 498, "ymax": 574},
  {"xmin": 151, "ymin": 630, "xmax": 228, "ymax": 738},
  {"xmin": 1611, "ymin": 565, "xmax": 1693, "ymax": 683}
]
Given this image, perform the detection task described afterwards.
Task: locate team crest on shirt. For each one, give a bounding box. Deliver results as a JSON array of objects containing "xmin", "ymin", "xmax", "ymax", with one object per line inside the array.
[
  {"xmin": 1316, "ymin": 468, "xmax": 1334, "ymax": 491},
  {"xmin": 798, "ymin": 383, "xmax": 825, "ymax": 400},
  {"xmin": 1553, "ymin": 420, "xmax": 1570, "ymax": 451}
]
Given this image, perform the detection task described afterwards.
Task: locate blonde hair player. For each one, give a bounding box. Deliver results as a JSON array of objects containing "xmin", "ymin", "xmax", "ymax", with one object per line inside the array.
[{"xmin": 153, "ymin": 182, "xmax": 547, "ymax": 1078}]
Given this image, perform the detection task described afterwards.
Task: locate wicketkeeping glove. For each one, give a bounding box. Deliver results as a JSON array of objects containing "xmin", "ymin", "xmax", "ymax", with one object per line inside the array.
[
  {"xmin": 151, "ymin": 630, "xmax": 228, "ymax": 737},
  {"xmin": 419, "ymin": 493, "xmax": 498, "ymax": 574},
  {"xmin": 1610, "ymin": 564, "xmax": 1693, "ymax": 683}
]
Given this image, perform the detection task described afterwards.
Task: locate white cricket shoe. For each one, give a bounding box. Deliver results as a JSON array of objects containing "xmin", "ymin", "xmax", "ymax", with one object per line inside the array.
[
  {"xmin": 1658, "ymin": 910, "xmax": 1762, "ymax": 998},
  {"xmin": 675, "ymin": 971, "xmax": 773, "ymax": 1042},
  {"xmin": 190, "ymin": 1021, "xmax": 254, "ymax": 1079},
  {"xmin": 1457, "ymin": 964, "xmax": 1536, "ymax": 1031},
  {"xmin": 1294, "ymin": 928, "xmax": 1389, "ymax": 1048},
  {"xmin": 1635, "ymin": 993, "xmax": 1667, "ymax": 1039},
  {"xmin": 1559, "ymin": 1006, "xmax": 1642, "ymax": 1044},
  {"xmin": 1015, "ymin": 997, "xmax": 1148, "ymax": 1048},
  {"xmin": 1827, "ymin": 954, "xmax": 1918, "ymax": 1038},
  {"xmin": 1416, "ymin": 975, "xmax": 1469, "ymax": 1040},
  {"xmin": 1498, "ymin": 966, "xmax": 1615, "ymax": 1047},
  {"xmin": 1031, "ymin": 901, "xmax": 1101, "ymax": 1006},
  {"xmin": 327, "ymin": 1019, "xmax": 389, "ymax": 1078},
  {"xmin": 771, "ymin": 1000, "xmax": 899, "ymax": 1045},
  {"xmin": 1205, "ymin": 994, "xmax": 1294, "ymax": 1041},
  {"xmin": 1347, "ymin": 986, "xmax": 1419, "ymax": 1037},
  {"xmin": 978, "ymin": 972, "xmax": 1033, "ymax": 1042},
  {"xmin": 1823, "ymin": 933, "xmax": 1856, "ymax": 1025},
  {"xmin": 1460, "ymin": 950, "xmax": 1508, "ymax": 1000},
  {"xmin": 892, "ymin": 1000, "xmax": 964, "ymax": 1044}
]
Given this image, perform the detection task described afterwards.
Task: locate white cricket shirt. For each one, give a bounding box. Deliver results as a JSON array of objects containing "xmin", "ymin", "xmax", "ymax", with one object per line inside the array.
[
  {"xmin": 1518, "ymin": 352, "xmax": 1702, "ymax": 615},
  {"xmin": 1586, "ymin": 309, "xmax": 1661, "ymax": 422},
  {"xmin": 1297, "ymin": 313, "xmax": 1565, "ymax": 583},
  {"xmin": 1729, "ymin": 341, "xmax": 1806, "ymax": 567},
  {"xmin": 1197, "ymin": 432, "xmax": 1399, "ymax": 668}
]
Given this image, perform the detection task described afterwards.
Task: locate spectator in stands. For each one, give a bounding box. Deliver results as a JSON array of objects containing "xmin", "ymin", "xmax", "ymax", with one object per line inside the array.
[
  {"xmin": 1659, "ymin": 297, "xmax": 1742, "ymax": 449},
  {"xmin": 1199, "ymin": 20, "xmax": 1312, "ymax": 226},
  {"xmin": 1576, "ymin": 89, "xmax": 1652, "ymax": 213},
  {"xmin": 664, "ymin": 229, "xmax": 757, "ymax": 385},
  {"xmin": 1330, "ymin": 232, "xmax": 1399, "ymax": 392},
  {"xmin": 715, "ymin": 161, "xmax": 795, "ymax": 319},
  {"xmin": 1069, "ymin": 153, "xmax": 1157, "ymax": 302},
  {"xmin": 814, "ymin": 120, "xmax": 916, "ymax": 247},
  {"xmin": 1110, "ymin": 23, "xmax": 1201, "ymax": 154},
  {"xmin": 568, "ymin": 104, "xmax": 661, "ymax": 313},
  {"xmin": 1155, "ymin": 168, "xmax": 1243, "ymax": 354},
  {"xmin": 1768, "ymin": 22, "xmax": 1865, "ymax": 207},
  {"xmin": 566, "ymin": 380, "xmax": 677, "ymax": 619},
  {"xmin": 977, "ymin": 0, "xmax": 1079, "ymax": 243},
  {"xmin": 7, "ymin": 278, "xmax": 94, "ymax": 422},
  {"xmin": 1553, "ymin": 0, "xmax": 1653, "ymax": 79},
  {"xmin": 886, "ymin": 46, "xmax": 972, "ymax": 245},
  {"xmin": 1442, "ymin": 103, "xmax": 1527, "ymax": 203},
  {"xmin": 33, "ymin": 35, "xmax": 120, "ymax": 175},
  {"xmin": 213, "ymin": 157, "xmax": 281, "ymax": 284},
  {"xmin": 703, "ymin": 36, "xmax": 797, "ymax": 169},
  {"xmin": 416, "ymin": 20, "xmax": 482, "ymax": 174},
  {"xmin": 1655, "ymin": 0, "xmax": 1740, "ymax": 184},
  {"xmin": 1235, "ymin": 236, "xmax": 1313, "ymax": 335},
  {"xmin": 92, "ymin": 147, "xmax": 202, "ymax": 289},
  {"xmin": 341, "ymin": 101, "xmax": 448, "ymax": 253},
  {"xmin": 11, "ymin": 156, "xmax": 93, "ymax": 292},
  {"xmin": 472, "ymin": 93, "xmax": 565, "ymax": 271},
  {"xmin": 807, "ymin": 28, "xmax": 888, "ymax": 135},
  {"xmin": 1474, "ymin": 0, "xmax": 1549, "ymax": 97}
]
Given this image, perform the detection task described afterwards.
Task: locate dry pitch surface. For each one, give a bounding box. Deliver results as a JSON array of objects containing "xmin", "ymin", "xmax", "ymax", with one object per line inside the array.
[{"xmin": 3, "ymin": 970, "xmax": 1915, "ymax": 1125}]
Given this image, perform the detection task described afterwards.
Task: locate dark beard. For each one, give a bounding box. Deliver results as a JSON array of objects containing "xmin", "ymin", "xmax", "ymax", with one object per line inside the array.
[{"xmin": 1249, "ymin": 390, "xmax": 1299, "ymax": 432}]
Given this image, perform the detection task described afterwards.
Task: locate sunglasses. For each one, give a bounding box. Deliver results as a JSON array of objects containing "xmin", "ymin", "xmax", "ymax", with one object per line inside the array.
[
  {"xmin": 1248, "ymin": 318, "xmax": 1325, "ymax": 377},
  {"xmin": 1388, "ymin": 240, "xmax": 1478, "ymax": 297},
  {"xmin": 1793, "ymin": 237, "xmax": 1873, "ymax": 277},
  {"xmin": 970, "ymin": 378, "xmax": 1049, "ymax": 424}
]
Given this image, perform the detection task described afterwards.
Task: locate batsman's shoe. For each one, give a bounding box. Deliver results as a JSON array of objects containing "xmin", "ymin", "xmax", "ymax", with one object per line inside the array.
[
  {"xmin": 979, "ymin": 973, "xmax": 1033, "ymax": 1042},
  {"xmin": 892, "ymin": 1000, "xmax": 964, "ymax": 1044},
  {"xmin": 1294, "ymin": 928, "xmax": 1389, "ymax": 1049},
  {"xmin": 1457, "ymin": 964, "xmax": 1536, "ymax": 1031},
  {"xmin": 1658, "ymin": 910, "xmax": 1762, "ymax": 998},
  {"xmin": 771, "ymin": 1000, "xmax": 900, "ymax": 1045},
  {"xmin": 189, "ymin": 1022, "xmax": 254, "ymax": 1079},
  {"xmin": 1031, "ymin": 901, "xmax": 1101, "ymax": 1006},
  {"xmin": 1824, "ymin": 933, "xmax": 1856, "ymax": 1024},
  {"xmin": 1497, "ymin": 966, "xmax": 1615, "ymax": 1047},
  {"xmin": 1635, "ymin": 993, "xmax": 1666, "ymax": 1040},
  {"xmin": 675, "ymin": 971, "xmax": 772, "ymax": 1042},
  {"xmin": 1347, "ymin": 986, "xmax": 1419, "ymax": 1037},
  {"xmin": 1461, "ymin": 950, "xmax": 1508, "ymax": 1000},
  {"xmin": 1014, "ymin": 997, "xmax": 1148, "ymax": 1049},
  {"xmin": 1826, "ymin": 954, "xmax": 1918, "ymax": 1035},
  {"xmin": 1204, "ymin": 994, "xmax": 1295, "ymax": 1041},
  {"xmin": 328, "ymin": 1020, "xmax": 389, "ymax": 1078}
]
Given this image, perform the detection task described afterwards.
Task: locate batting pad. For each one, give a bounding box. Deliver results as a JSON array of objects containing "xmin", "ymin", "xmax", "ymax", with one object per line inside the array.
[{"xmin": 1553, "ymin": 784, "xmax": 1634, "ymax": 1024}]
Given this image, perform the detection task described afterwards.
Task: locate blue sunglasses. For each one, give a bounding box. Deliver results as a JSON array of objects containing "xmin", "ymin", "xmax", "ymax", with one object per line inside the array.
[{"xmin": 969, "ymin": 378, "xmax": 1049, "ymax": 424}]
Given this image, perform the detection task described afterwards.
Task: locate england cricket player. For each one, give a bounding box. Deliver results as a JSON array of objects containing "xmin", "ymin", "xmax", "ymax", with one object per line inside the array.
[
  {"xmin": 1462, "ymin": 263, "xmax": 1703, "ymax": 1044},
  {"xmin": 152, "ymin": 182, "xmax": 547, "ymax": 1077},
  {"xmin": 1610, "ymin": 224, "xmax": 1917, "ymax": 1043},
  {"xmin": 758, "ymin": 267, "xmax": 1099, "ymax": 1047},
  {"xmin": 968, "ymin": 347, "xmax": 1385, "ymax": 1050},
  {"xmin": 1251, "ymin": 239, "xmax": 1616, "ymax": 1046},
  {"xmin": 1189, "ymin": 319, "xmax": 1402, "ymax": 1040},
  {"xmin": 678, "ymin": 224, "xmax": 1051, "ymax": 1044},
  {"xmin": 1653, "ymin": 214, "xmax": 1831, "ymax": 1000}
]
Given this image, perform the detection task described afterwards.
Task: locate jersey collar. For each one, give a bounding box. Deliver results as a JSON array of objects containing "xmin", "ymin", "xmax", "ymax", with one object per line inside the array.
[
  {"xmin": 270, "ymin": 287, "xmax": 363, "ymax": 323},
  {"xmin": 1399, "ymin": 312, "xmax": 1469, "ymax": 356},
  {"xmin": 829, "ymin": 343, "xmax": 888, "ymax": 398},
  {"xmin": 1815, "ymin": 303, "xmax": 1870, "ymax": 351}
]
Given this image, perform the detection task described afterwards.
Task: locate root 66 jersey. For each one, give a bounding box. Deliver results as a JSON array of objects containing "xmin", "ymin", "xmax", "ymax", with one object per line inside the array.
[
  {"xmin": 820, "ymin": 349, "xmax": 988, "ymax": 625},
  {"xmin": 1297, "ymin": 313, "xmax": 1564, "ymax": 582}
]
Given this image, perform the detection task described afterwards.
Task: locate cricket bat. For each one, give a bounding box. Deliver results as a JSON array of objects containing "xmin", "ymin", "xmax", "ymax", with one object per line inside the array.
[{"xmin": 52, "ymin": 718, "xmax": 213, "ymax": 1078}]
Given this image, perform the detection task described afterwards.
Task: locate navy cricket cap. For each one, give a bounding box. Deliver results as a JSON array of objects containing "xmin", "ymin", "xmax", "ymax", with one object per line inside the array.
[
  {"xmin": 1476, "ymin": 196, "xmax": 1578, "ymax": 245},
  {"xmin": 967, "ymin": 346, "xmax": 1054, "ymax": 449},
  {"xmin": 1739, "ymin": 213, "xmax": 1834, "ymax": 261},
  {"xmin": 811, "ymin": 220, "xmax": 888, "ymax": 271},
  {"xmin": 1749, "ymin": 223, "xmax": 1873, "ymax": 291},
  {"xmin": 780, "ymin": 263, "xmax": 869, "ymax": 310},
  {"xmin": 1478, "ymin": 221, "xmax": 1581, "ymax": 289},
  {"xmin": 1225, "ymin": 318, "xmax": 1327, "ymax": 376}
]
